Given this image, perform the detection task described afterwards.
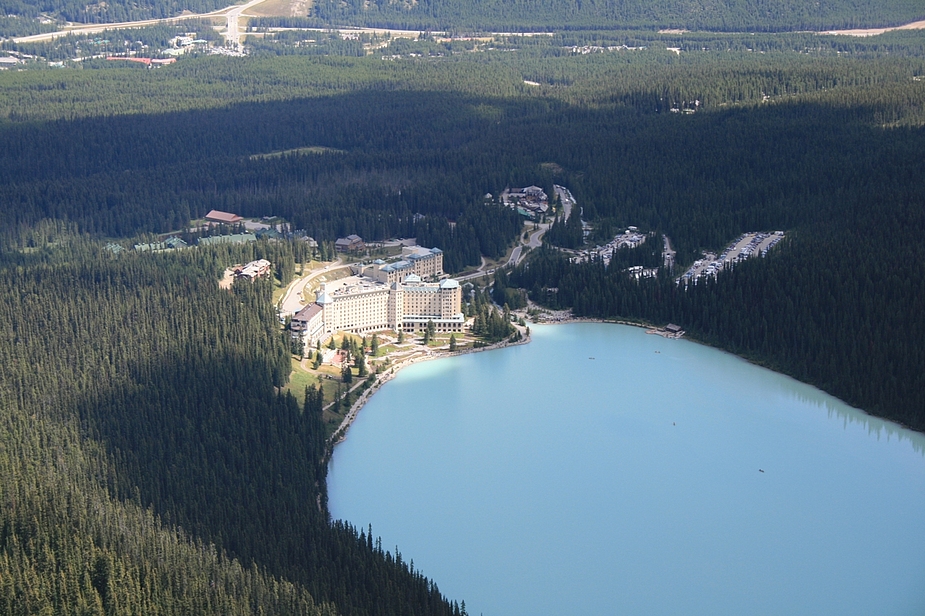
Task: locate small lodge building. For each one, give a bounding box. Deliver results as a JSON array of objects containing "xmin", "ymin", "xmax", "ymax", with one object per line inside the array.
[
  {"xmin": 133, "ymin": 237, "xmax": 188, "ymax": 252},
  {"xmin": 235, "ymin": 259, "xmax": 271, "ymax": 280},
  {"xmin": 502, "ymin": 185, "xmax": 550, "ymax": 217},
  {"xmin": 197, "ymin": 233, "xmax": 256, "ymax": 246},
  {"xmin": 335, "ymin": 234, "xmax": 365, "ymax": 252},
  {"xmin": 205, "ymin": 210, "xmax": 243, "ymax": 224}
]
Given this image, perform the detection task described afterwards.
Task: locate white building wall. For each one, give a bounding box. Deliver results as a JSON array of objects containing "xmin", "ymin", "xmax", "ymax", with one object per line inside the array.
[
  {"xmin": 388, "ymin": 286, "xmax": 404, "ymax": 331},
  {"xmin": 318, "ymin": 275, "xmax": 461, "ymax": 336}
]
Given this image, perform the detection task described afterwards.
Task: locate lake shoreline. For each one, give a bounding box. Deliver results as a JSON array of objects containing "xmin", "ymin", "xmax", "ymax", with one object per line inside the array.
[
  {"xmin": 327, "ymin": 316, "xmax": 925, "ymax": 616},
  {"xmin": 536, "ymin": 310, "xmax": 925, "ymax": 436},
  {"xmin": 327, "ymin": 306, "xmax": 923, "ymax": 449},
  {"xmin": 328, "ymin": 309, "xmax": 666, "ymax": 450},
  {"xmin": 329, "ymin": 327, "xmax": 531, "ymax": 447},
  {"xmin": 329, "ymin": 310, "xmax": 678, "ymax": 449}
]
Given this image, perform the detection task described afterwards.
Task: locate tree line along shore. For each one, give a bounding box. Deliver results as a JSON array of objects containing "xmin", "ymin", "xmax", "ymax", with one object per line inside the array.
[{"xmin": 2, "ymin": 27, "xmax": 925, "ymax": 615}]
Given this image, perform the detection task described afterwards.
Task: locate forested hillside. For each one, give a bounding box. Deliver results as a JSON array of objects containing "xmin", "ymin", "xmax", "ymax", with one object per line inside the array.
[
  {"xmin": 0, "ymin": 49, "xmax": 922, "ymax": 270},
  {"xmin": 7, "ymin": 0, "xmax": 228, "ymax": 21},
  {"xmin": 2, "ymin": 30, "xmax": 925, "ymax": 614},
  {"xmin": 0, "ymin": 231, "xmax": 463, "ymax": 614},
  {"xmin": 311, "ymin": 0, "xmax": 925, "ymax": 32},
  {"xmin": 4, "ymin": 0, "xmax": 925, "ymax": 39}
]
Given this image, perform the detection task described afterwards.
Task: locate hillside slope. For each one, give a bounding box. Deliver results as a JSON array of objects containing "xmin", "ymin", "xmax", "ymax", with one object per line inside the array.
[{"xmin": 310, "ymin": 0, "xmax": 925, "ymax": 32}]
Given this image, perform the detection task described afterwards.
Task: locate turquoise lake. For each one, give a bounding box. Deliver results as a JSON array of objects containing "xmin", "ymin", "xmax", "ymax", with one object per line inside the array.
[{"xmin": 328, "ymin": 323, "xmax": 925, "ymax": 615}]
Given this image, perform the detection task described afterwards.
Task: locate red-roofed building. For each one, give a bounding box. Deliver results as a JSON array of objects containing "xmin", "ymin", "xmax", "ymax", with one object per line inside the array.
[{"xmin": 205, "ymin": 210, "xmax": 243, "ymax": 224}]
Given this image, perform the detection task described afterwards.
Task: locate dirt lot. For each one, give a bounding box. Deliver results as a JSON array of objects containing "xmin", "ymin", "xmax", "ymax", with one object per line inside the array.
[
  {"xmin": 245, "ymin": 0, "xmax": 310, "ymax": 18},
  {"xmin": 822, "ymin": 18, "xmax": 925, "ymax": 37}
]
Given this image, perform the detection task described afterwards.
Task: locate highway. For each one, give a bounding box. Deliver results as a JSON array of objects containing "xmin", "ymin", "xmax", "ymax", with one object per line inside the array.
[
  {"xmin": 224, "ymin": 0, "xmax": 268, "ymax": 50},
  {"xmin": 13, "ymin": 0, "xmax": 269, "ymax": 46},
  {"xmin": 16, "ymin": 10, "xmax": 925, "ymax": 47}
]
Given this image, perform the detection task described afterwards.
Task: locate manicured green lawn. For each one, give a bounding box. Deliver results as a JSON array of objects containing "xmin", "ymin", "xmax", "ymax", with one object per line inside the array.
[{"xmin": 284, "ymin": 358, "xmax": 340, "ymax": 406}]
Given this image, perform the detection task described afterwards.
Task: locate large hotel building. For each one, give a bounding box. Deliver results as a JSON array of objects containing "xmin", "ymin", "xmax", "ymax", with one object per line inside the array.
[
  {"xmin": 291, "ymin": 247, "xmax": 462, "ymax": 347},
  {"xmin": 362, "ymin": 246, "xmax": 444, "ymax": 283}
]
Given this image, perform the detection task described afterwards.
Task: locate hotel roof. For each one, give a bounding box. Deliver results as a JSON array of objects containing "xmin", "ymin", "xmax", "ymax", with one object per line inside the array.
[
  {"xmin": 293, "ymin": 303, "xmax": 322, "ymax": 321},
  {"xmin": 205, "ymin": 209, "xmax": 243, "ymax": 223}
]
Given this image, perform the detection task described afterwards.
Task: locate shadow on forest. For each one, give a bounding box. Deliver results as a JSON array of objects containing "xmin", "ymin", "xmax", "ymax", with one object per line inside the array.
[
  {"xmin": 72, "ymin": 340, "xmax": 460, "ymax": 612},
  {"xmin": 0, "ymin": 84, "xmax": 917, "ymax": 242},
  {"xmin": 75, "ymin": 346, "xmax": 326, "ymax": 574},
  {"xmin": 12, "ymin": 83, "xmax": 925, "ymax": 447}
]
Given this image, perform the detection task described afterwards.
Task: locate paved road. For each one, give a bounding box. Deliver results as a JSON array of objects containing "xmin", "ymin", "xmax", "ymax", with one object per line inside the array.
[
  {"xmin": 13, "ymin": 0, "xmax": 268, "ymax": 44},
  {"xmin": 507, "ymin": 244, "xmax": 523, "ymax": 268},
  {"xmin": 279, "ymin": 259, "xmax": 345, "ymax": 316},
  {"xmin": 526, "ymin": 225, "xmax": 546, "ymax": 249},
  {"xmin": 554, "ymin": 184, "xmax": 575, "ymax": 221},
  {"xmin": 225, "ymin": 0, "xmax": 268, "ymax": 49},
  {"xmin": 662, "ymin": 234, "xmax": 676, "ymax": 270},
  {"xmin": 505, "ymin": 225, "xmax": 547, "ymax": 268},
  {"xmin": 456, "ymin": 257, "xmax": 490, "ymax": 281}
]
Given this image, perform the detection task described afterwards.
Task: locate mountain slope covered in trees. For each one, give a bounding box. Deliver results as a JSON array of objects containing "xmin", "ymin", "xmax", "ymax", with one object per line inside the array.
[
  {"xmin": 311, "ymin": 0, "xmax": 925, "ymax": 33},
  {"xmin": 3, "ymin": 0, "xmax": 925, "ymax": 38},
  {"xmin": 0, "ymin": 233, "xmax": 465, "ymax": 615},
  {"xmin": 1, "ymin": 0, "xmax": 228, "ymax": 27},
  {"xmin": 2, "ymin": 31, "xmax": 925, "ymax": 614}
]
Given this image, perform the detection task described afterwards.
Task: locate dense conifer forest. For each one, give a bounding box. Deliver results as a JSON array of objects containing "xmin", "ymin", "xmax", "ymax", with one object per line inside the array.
[
  {"xmin": 2, "ymin": 17, "xmax": 925, "ymax": 614},
  {"xmin": 0, "ymin": 230, "xmax": 464, "ymax": 614},
  {"xmin": 3, "ymin": 0, "xmax": 923, "ymax": 36},
  {"xmin": 310, "ymin": 0, "xmax": 925, "ymax": 33},
  {"xmin": 0, "ymin": 0, "xmax": 228, "ymax": 36}
]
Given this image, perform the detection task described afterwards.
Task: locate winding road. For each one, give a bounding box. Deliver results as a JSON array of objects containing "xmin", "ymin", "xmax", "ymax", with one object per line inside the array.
[
  {"xmin": 278, "ymin": 258, "xmax": 346, "ymax": 317},
  {"xmin": 506, "ymin": 225, "xmax": 547, "ymax": 268},
  {"xmin": 458, "ymin": 185, "xmax": 576, "ymax": 278}
]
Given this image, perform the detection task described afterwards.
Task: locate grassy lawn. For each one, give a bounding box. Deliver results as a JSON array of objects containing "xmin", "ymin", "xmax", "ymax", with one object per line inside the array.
[
  {"xmin": 284, "ymin": 357, "xmax": 341, "ymax": 403},
  {"xmin": 245, "ymin": 0, "xmax": 312, "ymax": 18},
  {"xmin": 284, "ymin": 358, "xmax": 323, "ymax": 403},
  {"xmin": 444, "ymin": 335, "xmax": 473, "ymax": 349},
  {"xmin": 375, "ymin": 343, "xmax": 400, "ymax": 356},
  {"xmin": 284, "ymin": 356, "xmax": 354, "ymax": 435},
  {"xmin": 271, "ymin": 278, "xmax": 288, "ymax": 306},
  {"xmin": 323, "ymin": 332, "xmax": 365, "ymax": 350}
]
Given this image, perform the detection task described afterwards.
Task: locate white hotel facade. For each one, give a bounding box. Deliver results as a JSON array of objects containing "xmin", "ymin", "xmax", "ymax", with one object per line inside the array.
[
  {"xmin": 291, "ymin": 272, "xmax": 464, "ymax": 347},
  {"xmin": 362, "ymin": 246, "xmax": 444, "ymax": 284}
]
